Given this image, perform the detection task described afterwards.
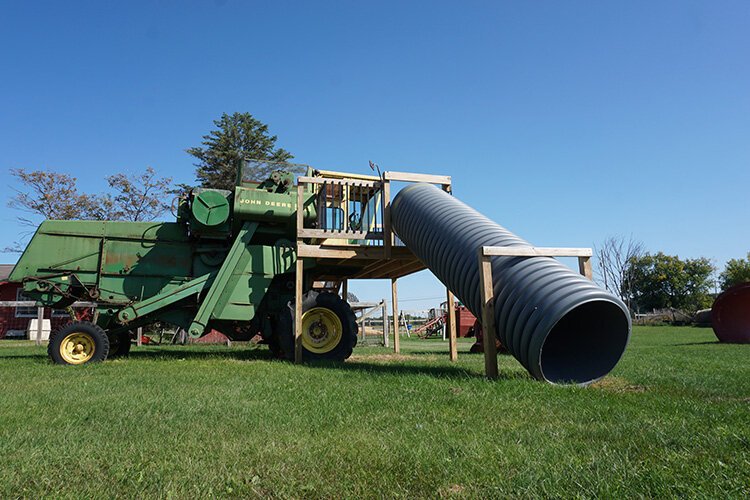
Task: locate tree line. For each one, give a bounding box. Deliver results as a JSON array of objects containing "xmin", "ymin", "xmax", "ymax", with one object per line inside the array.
[{"xmin": 596, "ymin": 235, "xmax": 749, "ymax": 315}]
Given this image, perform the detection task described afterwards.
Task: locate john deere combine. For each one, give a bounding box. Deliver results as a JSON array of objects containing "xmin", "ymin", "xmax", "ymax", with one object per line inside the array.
[{"xmin": 9, "ymin": 161, "xmax": 365, "ymax": 365}]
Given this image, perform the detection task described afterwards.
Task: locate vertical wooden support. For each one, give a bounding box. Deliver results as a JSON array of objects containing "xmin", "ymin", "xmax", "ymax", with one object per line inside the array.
[
  {"xmin": 295, "ymin": 181, "xmax": 305, "ymax": 363},
  {"xmin": 294, "ymin": 257, "xmax": 304, "ymax": 363},
  {"xmin": 478, "ymin": 250, "xmax": 498, "ymax": 379},
  {"xmin": 341, "ymin": 279, "xmax": 348, "ymax": 301},
  {"xmin": 446, "ymin": 290, "xmax": 457, "ymax": 362},
  {"xmin": 578, "ymin": 256, "xmax": 593, "ymax": 280},
  {"xmin": 136, "ymin": 327, "xmax": 143, "ymax": 347},
  {"xmin": 381, "ymin": 300, "xmax": 389, "ymax": 347},
  {"xmin": 382, "ymin": 180, "xmax": 392, "ymax": 259},
  {"xmin": 35, "ymin": 306, "xmax": 44, "ymax": 346},
  {"xmin": 391, "ymin": 278, "xmax": 400, "ymax": 353}
]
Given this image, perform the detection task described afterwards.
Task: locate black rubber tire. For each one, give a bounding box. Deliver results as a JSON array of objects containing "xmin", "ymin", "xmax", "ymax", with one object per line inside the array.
[
  {"xmin": 107, "ymin": 331, "xmax": 132, "ymax": 358},
  {"xmin": 48, "ymin": 321, "xmax": 110, "ymax": 365},
  {"xmin": 275, "ymin": 291, "xmax": 358, "ymax": 362}
]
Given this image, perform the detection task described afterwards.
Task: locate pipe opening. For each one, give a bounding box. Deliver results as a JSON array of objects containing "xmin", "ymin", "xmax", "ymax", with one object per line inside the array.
[{"xmin": 540, "ymin": 300, "xmax": 630, "ymax": 384}]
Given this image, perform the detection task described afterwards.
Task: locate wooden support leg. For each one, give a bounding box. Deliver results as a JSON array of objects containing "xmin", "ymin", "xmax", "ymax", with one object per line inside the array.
[
  {"xmin": 446, "ymin": 289, "xmax": 457, "ymax": 362},
  {"xmin": 478, "ymin": 252, "xmax": 498, "ymax": 379},
  {"xmin": 342, "ymin": 279, "xmax": 348, "ymax": 300},
  {"xmin": 294, "ymin": 257, "xmax": 304, "ymax": 363},
  {"xmin": 391, "ymin": 278, "xmax": 400, "ymax": 354},
  {"xmin": 578, "ymin": 256, "xmax": 593, "ymax": 280},
  {"xmin": 35, "ymin": 306, "xmax": 44, "ymax": 346},
  {"xmin": 381, "ymin": 300, "xmax": 389, "ymax": 347},
  {"xmin": 137, "ymin": 327, "xmax": 143, "ymax": 347}
]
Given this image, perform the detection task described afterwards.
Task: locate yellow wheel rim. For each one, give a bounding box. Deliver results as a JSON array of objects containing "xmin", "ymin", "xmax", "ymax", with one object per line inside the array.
[
  {"xmin": 301, "ymin": 307, "xmax": 343, "ymax": 354},
  {"xmin": 60, "ymin": 332, "xmax": 96, "ymax": 365}
]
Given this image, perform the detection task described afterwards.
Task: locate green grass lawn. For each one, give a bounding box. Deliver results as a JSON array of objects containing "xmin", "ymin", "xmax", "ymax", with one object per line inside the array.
[{"xmin": 0, "ymin": 326, "xmax": 748, "ymax": 498}]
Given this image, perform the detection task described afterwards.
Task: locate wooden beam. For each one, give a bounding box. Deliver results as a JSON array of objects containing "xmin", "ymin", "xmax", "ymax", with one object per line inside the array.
[
  {"xmin": 296, "ymin": 228, "xmax": 383, "ymax": 240},
  {"xmin": 297, "ymin": 244, "xmax": 386, "ymax": 260},
  {"xmin": 381, "ymin": 300, "xmax": 389, "ymax": 347},
  {"xmin": 341, "ymin": 279, "xmax": 348, "ymax": 300},
  {"xmin": 296, "ymin": 183, "xmax": 305, "ymax": 237},
  {"xmin": 314, "ymin": 169, "xmax": 381, "ymax": 181},
  {"xmin": 478, "ymin": 251, "xmax": 498, "ymax": 380},
  {"xmin": 383, "ymin": 171, "xmax": 451, "ymax": 186},
  {"xmin": 391, "ymin": 278, "xmax": 399, "ymax": 354},
  {"xmin": 294, "ymin": 257, "xmax": 304, "ymax": 363},
  {"xmin": 35, "ymin": 306, "xmax": 44, "ymax": 346},
  {"xmin": 481, "ymin": 246, "xmax": 593, "ymax": 257},
  {"xmin": 446, "ymin": 290, "xmax": 457, "ymax": 362},
  {"xmin": 578, "ymin": 256, "xmax": 593, "ymax": 280},
  {"xmin": 388, "ymin": 260, "xmax": 428, "ymax": 279},
  {"xmin": 382, "ymin": 180, "xmax": 392, "ymax": 259}
]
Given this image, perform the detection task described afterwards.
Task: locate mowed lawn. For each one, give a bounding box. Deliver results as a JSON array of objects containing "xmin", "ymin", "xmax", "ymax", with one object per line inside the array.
[{"xmin": 0, "ymin": 326, "xmax": 748, "ymax": 498}]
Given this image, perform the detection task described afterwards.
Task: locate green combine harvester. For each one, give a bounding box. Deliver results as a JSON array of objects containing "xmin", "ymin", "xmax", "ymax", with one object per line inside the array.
[{"xmin": 9, "ymin": 160, "xmax": 368, "ymax": 365}]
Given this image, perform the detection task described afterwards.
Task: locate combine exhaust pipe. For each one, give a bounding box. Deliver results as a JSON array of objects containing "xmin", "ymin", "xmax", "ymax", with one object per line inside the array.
[{"xmin": 391, "ymin": 183, "xmax": 631, "ymax": 384}]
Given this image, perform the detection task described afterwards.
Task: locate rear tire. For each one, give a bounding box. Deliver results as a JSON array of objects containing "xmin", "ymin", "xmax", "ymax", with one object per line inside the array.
[
  {"xmin": 275, "ymin": 291, "xmax": 358, "ymax": 362},
  {"xmin": 48, "ymin": 321, "xmax": 109, "ymax": 365},
  {"xmin": 107, "ymin": 331, "xmax": 132, "ymax": 358}
]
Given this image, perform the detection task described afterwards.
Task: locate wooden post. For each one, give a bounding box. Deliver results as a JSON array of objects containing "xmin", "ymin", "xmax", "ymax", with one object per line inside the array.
[
  {"xmin": 341, "ymin": 279, "xmax": 348, "ymax": 301},
  {"xmin": 391, "ymin": 278, "xmax": 400, "ymax": 353},
  {"xmin": 294, "ymin": 257, "xmax": 304, "ymax": 363},
  {"xmin": 446, "ymin": 289, "xmax": 457, "ymax": 362},
  {"xmin": 381, "ymin": 300, "xmax": 389, "ymax": 347},
  {"xmin": 136, "ymin": 327, "xmax": 143, "ymax": 347},
  {"xmin": 295, "ymin": 181, "xmax": 305, "ymax": 363},
  {"xmin": 382, "ymin": 180, "xmax": 392, "ymax": 259},
  {"xmin": 478, "ymin": 250, "xmax": 498, "ymax": 379},
  {"xmin": 578, "ymin": 256, "xmax": 593, "ymax": 280},
  {"xmin": 35, "ymin": 306, "xmax": 44, "ymax": 346}
]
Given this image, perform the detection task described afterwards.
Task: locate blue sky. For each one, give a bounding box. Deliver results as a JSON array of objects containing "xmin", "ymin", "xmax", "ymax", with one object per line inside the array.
[{"xmin": 1, "ymin": 1, "xmax": 748, "ymax": 311}]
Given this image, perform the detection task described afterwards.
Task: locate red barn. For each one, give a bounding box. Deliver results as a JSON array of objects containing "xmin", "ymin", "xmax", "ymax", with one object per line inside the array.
[{"xmin": 0, "ymin": 264, "xmax": 91, "ymax": 339}]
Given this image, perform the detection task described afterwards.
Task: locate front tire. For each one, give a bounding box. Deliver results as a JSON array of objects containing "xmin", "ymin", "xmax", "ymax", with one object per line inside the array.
[
  {"xmin": 275, "ymin": 291, "xmax": 358, "ymax": 362},
  {"xmin": 48, "ymin": 321, "xmax": 110, "ymax": 365}
]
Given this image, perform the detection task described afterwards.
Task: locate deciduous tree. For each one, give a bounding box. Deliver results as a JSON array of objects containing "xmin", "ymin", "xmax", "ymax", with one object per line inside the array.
[
  {"xmin": 626, "ymin": 252, "xmax": 715, "ymax": 313},
  {"xmin": 719, "ymin": 252, "xmax": 750, "ymax": 290},
  {"xmin": 595, "ymin": 235, "xmax": 644, "ymax": 310}
]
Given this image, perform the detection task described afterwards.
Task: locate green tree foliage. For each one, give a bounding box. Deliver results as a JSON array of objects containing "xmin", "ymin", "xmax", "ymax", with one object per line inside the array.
[
  {"xmin": 103, "ymin": 167, "xmax": 173, "ymax": 222},
  {"xmin": 719, "ymin": 252, "xmax": 750, "ymax": 290},
  {"xmin": 186, "ymin": 112, "xmax": 297, "ymax": 190},
  {"xmin": 626, "ymin": 252, "xmax": 715, "ymax": 313}
]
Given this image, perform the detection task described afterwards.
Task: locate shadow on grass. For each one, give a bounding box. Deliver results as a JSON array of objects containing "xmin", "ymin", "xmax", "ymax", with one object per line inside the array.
[
  {"xmin": 332, "ymin": 360, "xmax": 529, "ymax": 381},
  {"xmin": 672, "ymin": 341, "xmax": 722, "ymax": 346},
  {"xmin": 127, "ymin": 346, "xmax": 274, "ymax": 362}
]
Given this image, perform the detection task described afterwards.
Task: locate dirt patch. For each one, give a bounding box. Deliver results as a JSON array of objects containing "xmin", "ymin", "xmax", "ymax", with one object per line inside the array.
[
  {"xmin": 439, "ymin": 484, "xmax": 466, "ymax": 497},
  {"xmin": 591, "ymin": 376, "xmax": 647, "ymax": 393}
]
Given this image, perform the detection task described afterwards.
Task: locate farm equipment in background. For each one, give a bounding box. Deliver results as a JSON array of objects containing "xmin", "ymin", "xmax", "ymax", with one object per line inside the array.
[{"xmin": 414, "ymin": 301, "xmax": 478, "ymax": 339}]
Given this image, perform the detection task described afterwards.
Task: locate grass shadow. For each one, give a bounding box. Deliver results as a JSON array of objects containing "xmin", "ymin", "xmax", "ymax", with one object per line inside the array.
[
  {"xmin": 126, "ymin": 346, "xmax": 274, "ymax": 362},
  {"xmin": 672, "ymin": 341, "xmax": 722, "ymax": 346}
]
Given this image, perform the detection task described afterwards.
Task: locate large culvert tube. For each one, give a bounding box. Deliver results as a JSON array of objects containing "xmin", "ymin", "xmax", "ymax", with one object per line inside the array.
[{"xmin": 391, "ymin": 183, "xmax": 631, "ymax": 384}]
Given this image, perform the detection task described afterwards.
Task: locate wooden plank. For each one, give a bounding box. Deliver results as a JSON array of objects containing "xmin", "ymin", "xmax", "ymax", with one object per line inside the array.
[
  {"xmin": 296, "ymin": 228, "xmax": 383, "ymax": 240},
  {"xmin": 382, "ymin": 180, "xmax": 392, "ymax": 259},
  {"xmin": 298, "ymin": 176, "xmax": 379, "ymax": 188},
  {"xmin": 388, "ymin": 260, "xmax": 428, "ymax": 279},
  {"xmin": 446, "ymin": 290, "xmax": 457, "ymax": 362},
  {"xmin": 341, "ymin": 279, "xmax": 348, "ymax": 300},
  {"xmin": 381, "ymin": 301, "xmax": 389, "ymax": 347},
  {"xmin": 294, "ymin": 257, "xmax": 304, "ymax": 363},
  {"xmin": 478, "ymin": 251, "xmax": 498, "ymax": 379},
  {"xmin": 578, "ymin": 256, "xmax": 593, "ymax": 280},
  {"xmin": 136, "ymin": 326, "xmax": 143, "ymax": 347},
  {"xmin": 383, "ymin": 171, "xmax": 452, "ymax": 185},
  {"xmin": 391, "ymin": 278, "xmax": 400, "ymax": 354},
  {"xmin": 297, "ymin": 244, "xmax": 387, "ymax": 260},
  {"xmin": 482, "ymin": 246, "xmax": 593, "ymax": 257},
  {"xmin": 296, "ymin": 183, "xmax": 305, "ymax": 237},
  {"xmin": 36, "ymin": 306, "xmax": 44, "ymax": 346},
  {"xmin": 314, "ymin": 169, "xmax": 381, "ymax": 181}
]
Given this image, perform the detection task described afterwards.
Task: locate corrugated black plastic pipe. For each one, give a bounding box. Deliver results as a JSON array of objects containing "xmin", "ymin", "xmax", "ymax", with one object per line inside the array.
[{"xmin": 391, "ymin": 183, "xmax": 631, "ymax": 384}]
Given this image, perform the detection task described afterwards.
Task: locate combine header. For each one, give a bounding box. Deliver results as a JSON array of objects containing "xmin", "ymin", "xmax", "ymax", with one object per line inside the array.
[{"xmin": 10, "ymin": 159, "xmax": 631, "ymax": 384}]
